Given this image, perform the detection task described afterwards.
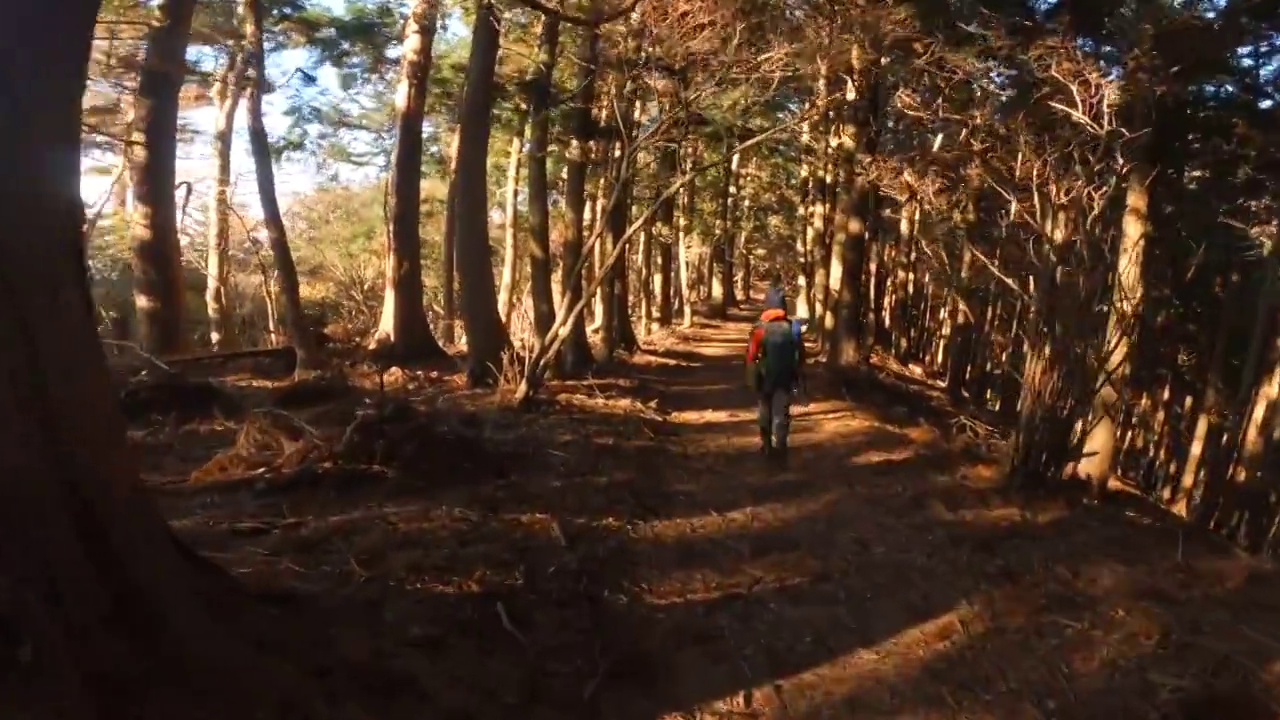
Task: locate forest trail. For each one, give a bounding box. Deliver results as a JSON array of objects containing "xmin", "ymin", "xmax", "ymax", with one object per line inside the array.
[{"xmin": 150, "ymin": 311, "xmax": 1280, "ymax": 720}]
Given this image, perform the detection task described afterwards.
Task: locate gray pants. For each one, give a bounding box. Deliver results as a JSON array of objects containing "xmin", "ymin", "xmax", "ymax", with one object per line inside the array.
[{"xmin": 757, "ymin": 388, "xmax": 792, "ymax": 447}]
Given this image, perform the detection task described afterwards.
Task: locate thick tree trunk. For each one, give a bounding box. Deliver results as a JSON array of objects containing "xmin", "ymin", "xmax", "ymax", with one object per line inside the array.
[
  {"xmin": 558, "ymin": 18, "xmax": 600, "ymax": 375},
  {"xmin": 1074, "ymin": 160, "xmax": 1150, "ymax": 490},
  {"xmin": 524, "ymin": 15, "xmax": 559, "ymax": 351},
  {"xmin": 244, "ymin": 0, "xmax": 320, "ymax": 373},
  {"xmin": 453, "ymin": 0, "xmax": 509, "ymax": 384},
  {"xmin": 206, "ymin": 49, "xmax": 245, "ymax": 351},
  {"xmin": 827, "ymin": 48, "xmax": 878, "ymax": 370},
  {"xmin": 129, "ymin": 0, "xmax": 196, "ymax": 355},
  {"xmin": 0, "ymin": 2, "xmax": 327, "ymax": 715},
  {"xmin": 372, "ymin": 0, "xmax": 446, "ymax": 361}
]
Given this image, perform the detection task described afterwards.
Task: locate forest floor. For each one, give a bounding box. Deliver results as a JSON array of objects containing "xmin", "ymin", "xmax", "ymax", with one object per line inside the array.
[{"xmin": 134, "ymin": 310, "xmax": 1280, "ymax": 720}]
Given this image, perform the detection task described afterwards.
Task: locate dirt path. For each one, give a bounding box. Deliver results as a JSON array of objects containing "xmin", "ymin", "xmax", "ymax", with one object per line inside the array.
[
  {"xmin": 155, "ymin": 311, "xmax": 1280, "ymax": 720},
  {"xmin": 589, "ymin": 312, "xmax": 1280, "ymax": 720}
]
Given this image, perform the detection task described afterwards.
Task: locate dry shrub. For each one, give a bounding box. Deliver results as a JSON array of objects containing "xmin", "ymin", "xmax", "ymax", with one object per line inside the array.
[{"xmin": 190, "ymin": 408, "xmax": 323, "ymax": 481}]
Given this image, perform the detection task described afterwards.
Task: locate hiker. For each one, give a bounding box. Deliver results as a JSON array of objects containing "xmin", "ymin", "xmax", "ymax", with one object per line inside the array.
[
  {"xmin": 764, "ymin": 273, "xmax": 808, "ymax": 343},
  {"xmin": 745, "ymin": 300, "xmax": 806, "ymax": 464},
  {"xmin": 763, "ymin": 272, "xmax": 787, "ymax": 312}
]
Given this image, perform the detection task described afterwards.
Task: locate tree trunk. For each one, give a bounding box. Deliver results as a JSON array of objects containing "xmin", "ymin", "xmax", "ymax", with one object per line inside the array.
[
  {"xmin": 1074, "ymin": 161, "xmax": 1150, "ymax": 491},
  {"xmin": 523, "ymin": 15, "xmax": 559, "ymax": 351},
  {"xmin": 1171, "ymin": 273, "xmax": 1236, "ymax": 515},
  {"xmin": 453, "ymin": 0, "xmax": 509, "ymax": 384},
  {"xmin": 655, "ymin": 139, "xmax": 677, "ymax": 325},
  {"xmin": 589, "ymin": 161, "xmax": 612, "ymax": 339},
  {"xmin": 244, "ymin": 0, "xmax": 320, "ymax": 373},
  {"xmin": 609, "ymin": 91, "xmax": 640, "ymax": 354},
  {"xmin": 709, "ymin": 148, "xmax": 740, "ymax": 317},
  {"xmin": 594, "ymin": 138, "xmax": 619, "ymax": 361},
  {"xmin": 946, "ymin": 173, "xmax": 979, "ymax": 403},
  {"xmin": 827, "ymin": 48, "xmax": 879, "ymax": 370},
  {"xmin": 129, "ymin": 0, "xmax": 196, "ymax": 355},
  {"xmin": 558, "ymin": 18, "xmax": 600, "ymax": 375},
  {"xmin": 371, "ymin": 0, "xmax": 446, "ymax": 361},
  {"xmin": 0, "ymin": 2, "xmax": 327, "ymax": 715},
  {"xmin": 638, "ymin": 225, "xmax": 653, "ymax": 335},
  {"xmin": 498, "ymin": 107, "xmax": 529, "ymax": 327},
  {"xmin": 205, "ymin": 48, "xmax": 245, "ymax": 351},
  {"xmin": 810, "ymin": 108, "xmax": 838, "ymax": 344},
  {"xmin": 440, "ymin": 125, "xmax": 462, "ymax": 345},
  {"xmin": 736, "ymin": 189, "xmax": 754, "ymax": 305},
  {"xmin": 677, "ymin": 140, "xmax": 697, "ymax": 327}
]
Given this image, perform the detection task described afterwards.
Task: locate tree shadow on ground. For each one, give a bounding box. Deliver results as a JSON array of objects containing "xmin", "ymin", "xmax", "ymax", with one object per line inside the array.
[{"xmin": 141, "ymin": 314, "xmax": 1280, "ymax": 720}]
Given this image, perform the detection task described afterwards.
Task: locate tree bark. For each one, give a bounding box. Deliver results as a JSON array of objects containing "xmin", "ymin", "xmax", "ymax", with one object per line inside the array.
[
  {"xmin": 523, "ymin": 15, "xmax": 560, "ymax": 351},
  {"xmin": 827, "ymin": 48, "xmax": 878, "ymax": 370},
  {"xmin": 371, "ymin": 0, "xmax": 447, "ymax": 361},
  {"xmin": 677, "ymin": 140, "xmax": 697, "ymax": 327},
  {"xmin": 498, "ymin": 107, "xmax": 529, "ymax": 327},
  {"xmin": 244, "ymin": 0, "xmax": 320, "ymax": 373},
  {"xmin": 206, "ymin": 48, "xmax": 245, "ymax": 351},
  {"xmin": 609, "ymin": 90, "xmax": 640, "ymax": 354},
  {"xmin": 654, "ymin": 139, "xmax": 677, "ymax": 325},
  {"xmin": 453, "ymin": 0, "xmax": 510, "ymax": 384},
  {"xmin": 128, "ymin": 0, "xmax": 196, "ymax": 355},
  {"xmin": 558, "ymin": 17, "xmax": 601, "ymax": 375},
  {"xmin": 710, "ymin": 148, "xmax": 741, "ymax": 316},
  {"xmin": 0, "ymin": 1, "xmax": 327, "ymax": 714},
  {"xmin": 440, "ymin": 125, "xmax": 461, "ymax": 345},
  {"xmin": 1074, "ymin": 159, "xmax": 1151, "ymax": 491}
]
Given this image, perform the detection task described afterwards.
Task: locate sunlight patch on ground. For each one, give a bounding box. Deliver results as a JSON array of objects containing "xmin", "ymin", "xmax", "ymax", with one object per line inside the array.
[
  {"xmin": 643, "ymin": 489, "xmax": 847, "ymax": 547},
  {"xmin": 638, "ymin": 560, "xmax": 815, "ymax": 605},
  {"xmin": 687, "ymin": 604, "xmax": 986, "ymax": 719}
]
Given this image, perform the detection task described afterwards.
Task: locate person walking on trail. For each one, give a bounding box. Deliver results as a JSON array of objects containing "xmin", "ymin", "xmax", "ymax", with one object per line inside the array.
[
  {"xmin": 764, "ymin": 273, "xmax": 787, "ymax": 312},
  {"xmin": 745, "ymin": 295, "xmax": 806, "ymax": 464},
  {"xmin": 763, "ymin": 272, "xmax": 807, "ymax": 344}
]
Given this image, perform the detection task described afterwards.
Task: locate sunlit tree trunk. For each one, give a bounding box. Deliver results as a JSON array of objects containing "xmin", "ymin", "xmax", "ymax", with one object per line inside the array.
[
  {"xmin": 440, "ymin": 124, "xmax": 461, "ymax": 345},
  {"xmin": 558, "ymin": 17, "xmax": 600, "ymax": 375},
  {"xmin": 523, "ymin": 15, "xmax": 559, "ymax": 351},
  {"xmin": 946, "ymin": 171, "xmax": 979, "ymax": 403},
  {"xmin": 654, "ymin": 138, "xmax": 677, "ymax": 325},
  {"xmin": 498, "ymin": 107, "xmax": 528, "ymax": 326},
  {"xmin": 244, "ymin": 0, "xmax": 319, "ymax": 372},
  {"xmin": 129, "ymin": 0, "xmax": 196, "ymax": 355},
  {"xmin": 827, "ymin": 48, "xmax": 878, "ymax": 369},
  {"xmin": 371, "ymin": 0, "xmax": 445, "ymax": 361},
  {"xmin": 677, "ymin": 140, "xmax": 697, "ymax": 327},
  {"xmin": 610, "ymin": 90, "xmax": 640, "ymax": 353},
  {"xmin": 453, "ymin": 0, "xmax": 509, "ymax": 384},
  {"xmin": 1074, "ymin": 159, "xmax": 1151, "ymax": 491},
  {"xmin": 205, "ymin": 47, "xmax": 245, "ymax": 351}
]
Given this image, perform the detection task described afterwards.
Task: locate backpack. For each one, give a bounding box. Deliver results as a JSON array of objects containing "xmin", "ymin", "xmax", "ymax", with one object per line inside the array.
[{"xmin": 754, "ymin": 319, "xmax": 801, "ymax": 393}]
